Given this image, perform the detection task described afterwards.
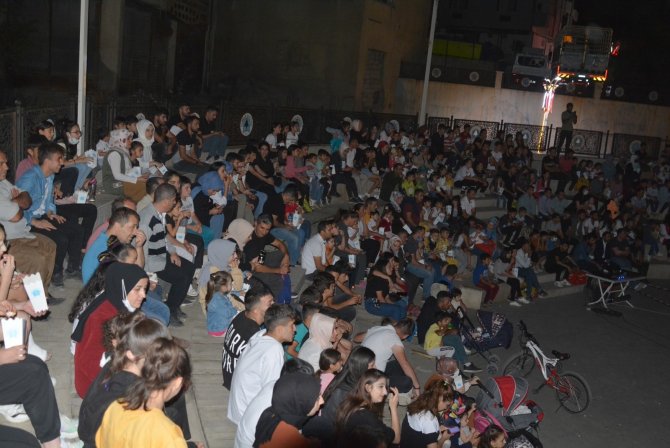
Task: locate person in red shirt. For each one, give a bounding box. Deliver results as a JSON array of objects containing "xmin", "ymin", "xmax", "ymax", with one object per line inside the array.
[{"xmin": 72, "ymin": 262, "xmax": 148, "ymax": 398}]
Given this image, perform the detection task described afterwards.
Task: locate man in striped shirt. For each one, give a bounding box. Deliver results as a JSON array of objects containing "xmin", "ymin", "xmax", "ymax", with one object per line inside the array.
[{"xmin": 139, "ymin": 183, "xmax": 196, "ymax": 326}]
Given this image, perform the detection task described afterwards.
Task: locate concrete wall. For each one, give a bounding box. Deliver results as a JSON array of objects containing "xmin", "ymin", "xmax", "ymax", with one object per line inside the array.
[{"xmin": 395, "ymin": 75, "xmax": 670, "ymax": 139}]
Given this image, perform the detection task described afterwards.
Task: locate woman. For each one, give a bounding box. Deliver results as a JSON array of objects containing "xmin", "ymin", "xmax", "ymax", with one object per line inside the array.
[
  {"xmin": 134, "ymin": 119, "xmax": 160, "ymax": 168},
  {"xmin": 224, "ymin": 218, "xmax": 254, "ymax": 249},
  {"xmin": 298, "ymin": 313, "xmax": 349, "ymax": 372},
  {"xmin": 56, "ymin": 120, "xmax": 94, "ymax": 196},
  {"xmin": 302, "ymin": 346, "xmax": 375, "ymax": 440},
  {"xmin": 72, "ymin": 263, "xmax": 148, "ymax": 398},
  {"xmin": 335, "ymin": 369, "xmax": 400, "ymax": 447},
  {"xmin": 364, "ymin": 256, "xmax": 408, "ymax": 322},
  {"xmin": 400, "ymin": 380, "xmax": 456, "ymax": 448},
  {"xmin": 102, "ymin": 128, "xmax": 147, "ymax": 202},
  {"xmin": 95, "ymin": 337, "xmax": 193, "ymax": 447},
  {"xmin": 253, "ymin": 373, "xmax": 323, "ymax": 448}
]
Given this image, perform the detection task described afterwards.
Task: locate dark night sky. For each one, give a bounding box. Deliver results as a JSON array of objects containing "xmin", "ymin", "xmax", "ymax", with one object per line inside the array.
[{"xmin": 577, "ymin": 0, "xmax": 670, "ymax": 89}]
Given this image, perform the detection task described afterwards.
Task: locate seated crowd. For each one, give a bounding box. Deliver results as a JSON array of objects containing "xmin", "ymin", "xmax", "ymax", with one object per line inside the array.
[{"xmin": 0, "ymin": 107, "xmax": 663, "ymax": 447}]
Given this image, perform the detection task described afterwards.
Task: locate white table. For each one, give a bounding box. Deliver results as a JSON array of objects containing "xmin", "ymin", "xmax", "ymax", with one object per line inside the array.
[{"xmin": 585, "ymin": 272, "xmax": 644, "ymax": 310}]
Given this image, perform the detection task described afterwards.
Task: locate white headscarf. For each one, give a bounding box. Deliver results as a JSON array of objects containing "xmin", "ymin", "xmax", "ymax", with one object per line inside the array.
[
  {"xmin": 109, "ymin": 129, "xmax": 132, "ymax": 151},
  {"xmin": 134, "ymin": 119, "xmax": 155, "ymax": 163}
]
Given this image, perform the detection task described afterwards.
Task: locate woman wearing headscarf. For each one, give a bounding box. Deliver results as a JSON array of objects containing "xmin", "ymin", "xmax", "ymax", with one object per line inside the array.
[
  {"xmin": 224, "ymin": 218, "xmax": 254, "ymax": 250},
  {"xmin": 72, "ymin": 262, "xmax": 148, "ymax": 398},
  {"xmin": 197, "ymin": 239, "xmax": 242, "ymax": 314},
  {"xmin": 102, "ymin": 128, "xmax": 146, "ymax": 201},
  {"xmin": 253, "ymin": 372, "xmax": 323, "ymax": 448},
  {"xmin": 298, "ymin": 313, "xmax": 347, "ymax": 372}
]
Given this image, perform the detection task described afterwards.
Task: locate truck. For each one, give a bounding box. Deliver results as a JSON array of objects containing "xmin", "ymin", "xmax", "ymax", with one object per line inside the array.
[{"xmin": 552, "ymin": 25, "xmax": 613, "ymax": 83}]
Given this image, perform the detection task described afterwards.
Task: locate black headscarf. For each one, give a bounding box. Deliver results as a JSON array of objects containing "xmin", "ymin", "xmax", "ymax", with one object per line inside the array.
[
  {"xmin": 253, "ymin": 373, "xmax": 321, "ymax": 447},
  {"xmin": 71, "ymin": 262, "xmax": 148, "ymax": 342}
]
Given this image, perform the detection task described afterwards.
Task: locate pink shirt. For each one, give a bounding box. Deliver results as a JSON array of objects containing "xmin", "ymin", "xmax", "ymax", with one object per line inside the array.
[
  {"xmin": 319, "ymin": 372, "xmax": 335, "ymax": 395},
  {"xmin": 284, "ymin": 155, "xmax": 309, "ymax": 179},
  {"xmin": 15, "ymin": 158, "xmax": 36, "ymax": 182}
]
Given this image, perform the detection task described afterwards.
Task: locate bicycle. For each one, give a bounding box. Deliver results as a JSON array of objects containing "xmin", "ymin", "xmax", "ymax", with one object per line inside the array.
[{"xmin": 502, "ymin": 320, "xmax": 591, "ymax": 413}]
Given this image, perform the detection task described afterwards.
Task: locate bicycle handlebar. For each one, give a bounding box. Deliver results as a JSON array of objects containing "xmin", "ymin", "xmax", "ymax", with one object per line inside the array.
[{"xmin": 518, "ymin": 320, "xmax": 538, "ymax": 344}]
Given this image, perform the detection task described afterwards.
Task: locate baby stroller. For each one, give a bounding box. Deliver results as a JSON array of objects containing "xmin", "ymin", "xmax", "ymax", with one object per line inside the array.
[
  {"xmin": 474, "ymin": 376, "xmax": 544, "ymax": 447},
  {"xmin": 456, "ymin": 307, "xmax": 514, "ymax": 374}
]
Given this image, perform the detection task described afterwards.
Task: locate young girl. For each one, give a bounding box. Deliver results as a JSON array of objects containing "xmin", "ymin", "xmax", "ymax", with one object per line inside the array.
[
  {"xmin": 317, "ymin": 348, "xmax": 344, "ymax": 394},
  {"xmin": 180, "ymin": 178, "xmax": 215, "ymax": 247},
  {"xmin": 96, "ymin": 337, "xmax": 194, "ymax": 447},
  {"xmin": 205, "ymin": 271, "xmax": 241, "ymax": 337},
  {"xmin": 165, "ymin": 197, "xmax": 198, "ymax": 264}
]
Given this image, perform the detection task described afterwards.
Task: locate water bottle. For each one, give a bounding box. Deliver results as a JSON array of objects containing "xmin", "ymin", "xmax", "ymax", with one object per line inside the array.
[
  {"xmin": 258, "ymin": 250, "xmax": 266, "ymax": 265},
  {"xmin": 88, "ymin": 178, "xmax": 97, "ymax": 202}
]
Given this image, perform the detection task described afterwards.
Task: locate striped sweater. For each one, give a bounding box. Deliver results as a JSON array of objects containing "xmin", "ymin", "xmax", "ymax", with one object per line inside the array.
[{"xmin": 139, "ymin": 203, "xmax": 169, "ymax": 273}]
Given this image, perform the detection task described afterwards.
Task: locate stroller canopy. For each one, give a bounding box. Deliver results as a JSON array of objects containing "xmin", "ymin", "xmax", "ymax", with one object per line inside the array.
[{"xmin": 476, "ymin": 375, "xmax": 529, "ymax": 416}]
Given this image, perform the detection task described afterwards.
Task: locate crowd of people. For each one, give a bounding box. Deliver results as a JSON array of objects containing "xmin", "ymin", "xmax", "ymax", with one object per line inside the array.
[{"xmin": 0, "ymin": 102, "xmax": 663, "ymax": 447}]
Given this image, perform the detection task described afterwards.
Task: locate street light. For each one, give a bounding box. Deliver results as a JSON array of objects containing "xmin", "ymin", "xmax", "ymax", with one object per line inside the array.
[{"xmin": 419, "ymin": 0, "xmax": 439, "ymax": 126}]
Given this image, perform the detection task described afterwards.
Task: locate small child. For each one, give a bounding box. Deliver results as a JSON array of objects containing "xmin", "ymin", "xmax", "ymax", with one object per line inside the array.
[
  {"xmin": 401, "ymin": 170, "xmax": 417, "ymax": 196},
  {"xmin": 205, "ymin": 271, "xmax": 240, "ymax": 337},
  {"xmin": 424, "ymin": 311, "xmax": 458, "ymax": 355},
  {"xmin": 96, "ymin": 127, "xmax": 111, "ymax": 167},
  {"xmin": 286, "ymin": 304, "xmax": 320, "ymax": 359},
  {"xmin": 317, "ymin": 348, "xmax": 344, "ymax": 394}
]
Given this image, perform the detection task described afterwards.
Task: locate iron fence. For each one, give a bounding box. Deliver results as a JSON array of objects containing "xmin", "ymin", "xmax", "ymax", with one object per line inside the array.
[
  {"xmin": 426, "ymin": 116, "xmax": 451, "ymax": 135},
  {"xmin": 553, "ymin": 127, "xmax": 604, "ymax": 157},
  {"xmin": 611, "ymin": 133, "xmax": 662, "ymax": 159},
  {"xmin": 452, "ymin": 119, "xmax": 501, "ymax": 141},
  {"xmin": 503, "ymin": 123, "xmax": 551, "ymax": 152}
]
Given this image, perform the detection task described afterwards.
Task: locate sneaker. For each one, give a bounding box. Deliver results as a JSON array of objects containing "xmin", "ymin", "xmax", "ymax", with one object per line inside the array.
[
  {"xmin": 554, "ymin": 280, "xmax": 564, "ymax": 288},
  {"xmin": 187, "ymin": 284, "xmax": 198, "ymax": 297},
  {"xmin": 51, "ymin": 272, "xmax": 64, "ymax": 287},
  {"xmin": 509, "ymin": 300, "xmax": 522, "ymax": 307},
  {"xmin": 60, "ymin": 413, "xmax": 79, "ymax": 439},
  {"xmin": 538, "ymin": 289, "xmax": 549, "ymax": 298},
  {"xmin": 518, "ymin": 297, "xmax": 531, "ymax": 304},
  {"xmin": 561, "ymin": 279, "xmax": 572, "ymax": 287},
  {"xmin": 0, "ymin": 404, "xmax": 29, "ymax": 423},
  {"xmin": 169, "ymin": 315, "xmax": 184, "ymax": 327},
  {"xmin": 634, "ymin": 282, "xmax": 647, "ymax": 291},
  {"xmin": 47, "ymin": 295, "xmax": 66, "ymax": 305},
  {"xmin": 464, "ymin": 347, "xmax": 474, "ymax": 355},
  {"xmin": 175, "ymin": 309, "xmax": 188, "ymax": 319},
  {"xmin": 462, "ymin": 362, "xmax": 483, "ymax": 373}
]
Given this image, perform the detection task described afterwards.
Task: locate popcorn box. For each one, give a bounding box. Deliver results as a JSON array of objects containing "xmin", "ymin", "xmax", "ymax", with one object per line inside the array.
[{"xmin": 22, "ymin": 273, "xmax": 48, "ymax": 313}]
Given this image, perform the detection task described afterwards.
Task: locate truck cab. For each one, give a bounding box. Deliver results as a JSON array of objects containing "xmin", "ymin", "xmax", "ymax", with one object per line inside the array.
[{"xmin": 552, "ymin": 25, "xmax": 613, "ymax": 83}]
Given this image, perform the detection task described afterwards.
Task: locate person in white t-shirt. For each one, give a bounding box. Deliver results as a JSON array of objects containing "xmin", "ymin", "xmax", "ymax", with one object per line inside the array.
[
  {"xmin": 301, "ymin": 220, "xmax": 335, "ymax": 276},
  {"xmin": 227, "ymin": 304, "xmax": 297, "ymax": 424},
  {"xmin": 460, "ymin": 189, "xmax": 477, "ymax": 218},
  {"xmin": 234, "ymin": 358, "xmax": 315, "ymax": 448},
  {"xmin": 356, "ymin": 319, "xmax": 420, "ymax": 399}
]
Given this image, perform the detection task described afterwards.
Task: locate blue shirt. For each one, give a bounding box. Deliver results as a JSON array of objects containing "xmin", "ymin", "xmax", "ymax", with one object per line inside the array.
[
  {"xmin": 82, "ymin": 232, "xmax": 108, "ymax": 284},
  {"xmin": 207, "ymin": 292, "xmax": 238, "ymax": 334},
  {"xmin": 15, "ymin": 165, "xmax": 56, "ymax": 223},
  {"xmin": 473, "ymin": 264, "xmax": 488, "ymax": 285}
]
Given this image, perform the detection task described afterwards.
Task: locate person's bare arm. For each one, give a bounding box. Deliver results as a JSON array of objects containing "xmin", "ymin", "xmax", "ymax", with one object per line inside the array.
[{"xmin": 391, "ymin": 345, "xmax": 420, "ymax": 393}]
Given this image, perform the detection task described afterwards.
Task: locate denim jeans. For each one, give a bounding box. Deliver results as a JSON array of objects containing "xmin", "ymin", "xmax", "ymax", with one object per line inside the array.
[
  {"xmin": 271, "ymin": 220, "xmax": 312, "ymax": 265},
  {"xmin": 406, "ymin": 263, "xmax": 434, "ymax": 299},
  {"xmin": 73, "ymin": 162, "xmax": 93, "ymax": 191},
  {"xmin": 142, "ymin": 290, "xmax": 170, "ymax": 326},
  {"xmin": 209, "ymin": 214, "xmax": 225, "ymax": 240},
  {"xmin": 201, "ymin": 134, "xmax": 229, "ymax": 158},
  {"xmin": 253, "ymin": 191, "xmax": 268, "ymax": 219},
  {"xmin": 188, "ymin": 226, "xmax": 215, "ymax": 249},
  {"xmin": 364, "ymin": 296, "xmax": 408, "ymax": 322},
  {"xmin": 309, "ymin": 177, "xmax": 324, "ymax": 203},
  {"xmin": 517, "ymin": 267, "xmax": 540, "ymax": 298}
]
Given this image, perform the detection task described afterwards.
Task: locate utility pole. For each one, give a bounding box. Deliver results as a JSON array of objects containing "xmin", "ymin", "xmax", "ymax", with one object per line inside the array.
[
  {"xmin": 77, "ymin": 0, "xmax": 89, "ymax": 154},
  {"xmin": 419, "ymin": 0, "xmax": 439, "ymax": 126}
]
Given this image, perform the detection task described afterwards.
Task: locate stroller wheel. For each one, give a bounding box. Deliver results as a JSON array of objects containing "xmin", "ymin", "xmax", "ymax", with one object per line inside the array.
[
  {"xmin": 488, "ymin": 354, "xmax": 500, "ymax": 365},
  {"xmin": 486, "ymin": 363, "xmax": 499, "ymax": 375}
]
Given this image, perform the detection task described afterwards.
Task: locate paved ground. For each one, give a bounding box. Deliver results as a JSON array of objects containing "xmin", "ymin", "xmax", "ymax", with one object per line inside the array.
[{"xmin": 5, "ymin": 199, "xmax": 670, "ymax": 447}]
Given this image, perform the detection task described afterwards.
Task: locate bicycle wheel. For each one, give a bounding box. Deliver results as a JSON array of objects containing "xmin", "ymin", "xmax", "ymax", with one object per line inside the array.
[
  {"xmin": 502, "ymin": 350, "xmax": 535, "ymax": 377},
  {"xmin": 555, "ymin": 371, "xmax": 591, "ymax": 413}
]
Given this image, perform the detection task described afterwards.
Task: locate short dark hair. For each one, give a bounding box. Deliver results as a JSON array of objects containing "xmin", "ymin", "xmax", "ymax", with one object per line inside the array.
[
  {"xmin": 154, "ymin": 184, "xmax": 177, "ymax": 203},
  {"xmin": 256, "ymin": 214, "xmax": 273, "ymax": 226},
  {"xmin": 281, "ymin": 358, "xmax": 314, "ymax": 376},
  {"xmin": 299, "ymin": 285, "xmax": 322, "ymax": 305},
  {"xmin": 264, "ymin": 304, "xmax": 297, "ymax": 332},
  {"xmin": 312, "ymin": 272, "xmax": 335, "ymax": 293},
  {"xmin": 146, "ymin": 176, "xmax": 163, "ymax": 195},
  {"xmin": 205, "ymin": 105, "xmax": 219, "ymax": 113},
  {"xmin": 244, "ymin": 286, "xmax": 273, "ymax": 312},
  {"xmin": 282, "ymin": 185, "xmax": 298, "ymax": 201},
  {"xmin": 317, "ymin": 219, "xmax": 334, "ymax": 234},
  {"xmin": 38, "ymin": 142, "xmax": 64, "ymax": 165},
  {"xmin": 109, "ymin": 207, "xmax": 140, "ymax": 227},
  {"xmin": 184, "ymin": 115, "xmax": 199, "ymax": 126},
  {"xmin": 394, "ymin": 318, "xmax": 415, "ymax": 337},
  {"xmin": 111, "ymin": 197, "xmax": 131, "ymax": 212},
  {"xmin": 154, "ymin": 108, "xmax": 169, "ymax": 118}
]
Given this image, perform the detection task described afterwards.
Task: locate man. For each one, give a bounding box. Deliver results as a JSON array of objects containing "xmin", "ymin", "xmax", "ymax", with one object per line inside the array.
[
  {"xmin": 82, "ymin": 207, "xmax": 145, "ymax": 283},
  {"xmin": 335, "ymin": 211, "xmax": 366, "ymax": 286},
  {"xmin": 151, "ymin": 108, "xmax": 170, "ymax": 163},
  {"xmin": 222, "ymin": 287, "xmax": 274, "ymax": 390},
  {"xmin": 136, "ymin": 176, "xmax": 164, "ymax": 212},
  {"xmin": 402, "ymin": 226, "xmax": 434, "ymax": 301},
  {"xmin": 416, "ymin": 290, "xmax": 452, "ymax": 344},
  {"xmin": 170, "ymin": 115, "xmax": 207, "ymax": 175},
  {"xmin": 379, "ymin": 163, "xmax": 403, "ymax": 202},
  {"xmin": 329, "ymin": 144, "xmax": 362, "ymax": 202},
  {"xmin": 85, "ymin": 196, "xmax": 135, "ymax": 250},
  {"xmin": 429, "ymin": 123, "xmax": 446, "ymax": 159},
  {"xmin": 228, "ymin": 304, "xmax": 297, "ymax": 424},
  {"xmin": 138, "ymin": 183, "xmax": 196, "ymax": 326},
  {"xmin": 301, "ymin": 219, "xmax": 335, "ymax": 277},
  {"xmin": 16, "ymin": 142, "xmax": 84, "ymax": 286},
  {"xmin": 167, "ymin": 102, "xmax": 191, "ymax": 129},
  {"xmin": 400, "ymin": 189, "xmax": 425, "ymax": 228},
  {"xmin": 199, "ymin": 105, "xmax": 229, "ymax": 161},
  {"xmin": 264, "ymin": 185, "xmax": 312, "ymax": 266},
  {"xmin": 0, "ymin": 150, "xmax": 57, "ymax": 293},
  {"xmin": 557, "ymin": 103, "xmax": 577, "ymax": 153}
]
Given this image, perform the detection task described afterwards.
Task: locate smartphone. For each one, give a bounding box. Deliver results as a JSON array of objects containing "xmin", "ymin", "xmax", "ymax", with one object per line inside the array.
[{"xmin": 448, "ymin": 427, "xmax": 460, "ymax": 434}]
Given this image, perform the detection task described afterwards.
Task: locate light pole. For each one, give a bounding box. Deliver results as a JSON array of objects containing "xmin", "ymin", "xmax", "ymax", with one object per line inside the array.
[
  {"xmin": 76, "ymin": 0, "xmax": 89, "ymax": 154},
  {"xmin": 419, "ymin": 0, "xmax": 439, "ymax": 126}
]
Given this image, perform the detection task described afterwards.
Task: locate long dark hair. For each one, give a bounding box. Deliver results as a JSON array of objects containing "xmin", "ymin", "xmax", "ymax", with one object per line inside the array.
[
  {"xmin": 335, "ymin": 369, "xmax": 388, "ymax": 433},
  {"xmin": 68, "ymin": 240, "xmax": 136, "ymax": 323},
  {"xmin": 119, "ymin": 337, "xmax": 192, "ymax": 411},
  {"xmin": 407, "ymin": 379, "xmax": 454, "ymax": 416},
  {"xmin": 322, "ymin": 346, "xmax": 375, "ymax": 402}
]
